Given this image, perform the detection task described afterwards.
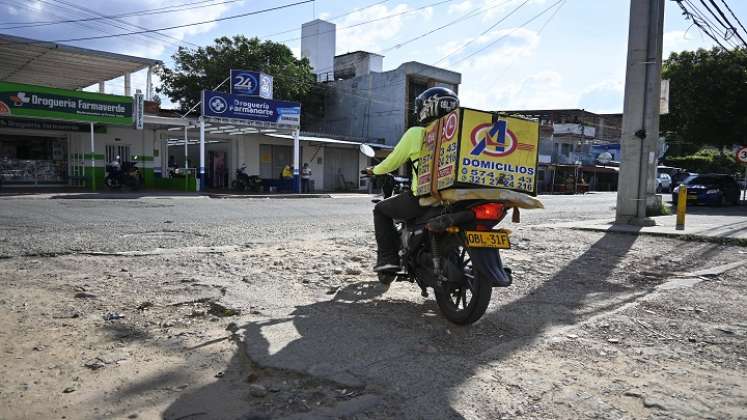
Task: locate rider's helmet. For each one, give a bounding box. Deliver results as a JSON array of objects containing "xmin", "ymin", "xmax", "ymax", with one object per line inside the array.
[{"xmin": 414, "ymin": 87, "xmax": 459, "ymax": 125}]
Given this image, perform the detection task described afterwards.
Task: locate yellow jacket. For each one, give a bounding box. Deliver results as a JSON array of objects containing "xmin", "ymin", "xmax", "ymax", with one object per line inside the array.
[{"xmin": 372, "ymin": 127, "xmax": 424, "ymax": 194}]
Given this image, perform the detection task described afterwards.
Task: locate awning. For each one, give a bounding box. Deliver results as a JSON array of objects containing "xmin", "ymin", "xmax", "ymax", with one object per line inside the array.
[
  {"xmin": 266, "ymin": 133, "xmax": 393, "ymax": 149},
  {"xmin": 0, "ymin": 34, "xmax": 161, "ymax": 90}
]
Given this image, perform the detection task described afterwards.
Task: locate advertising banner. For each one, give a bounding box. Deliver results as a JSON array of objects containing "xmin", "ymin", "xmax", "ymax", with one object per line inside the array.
[
  {"xmin": 457, "ymin": 109, "xmax": 539, "ymax": 193},
  {"xmin": 230, "ymin": 69, "xmax": 274, "ymax": 99},
  {"xmin": 0, "ymin": 117, "xmax": 106, "ymax": 133},
  {"xmin": 201, "ymin": 90, "xmax": 300, "ymax": 127},
  {"xmin": 0, "ymin": 81, "xmax": 133, "ymax": 125},
  {"xmin": 417, "ymin": 108, "xmax": 539, "ymax": 196}
]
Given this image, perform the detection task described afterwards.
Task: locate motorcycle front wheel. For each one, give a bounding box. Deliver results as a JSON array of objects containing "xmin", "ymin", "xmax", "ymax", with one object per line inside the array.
[{"xmin": 434, "ymin": 239, "xmax": 492, "ymax": 325}]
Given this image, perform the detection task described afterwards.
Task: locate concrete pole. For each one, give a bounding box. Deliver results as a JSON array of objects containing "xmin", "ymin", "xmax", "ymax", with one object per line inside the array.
[
  {"xmin": 615, "ymin": 0, "xmax": 665, "ymax": 225},
  {"xmin": 199, "ymin": 117, "xmax": 206, "ymax": 192},
  {"xmin": 293, "ymin": 129, "xmax": 300, "ymax": 193},
  {"xmin": 145, "ymin": 66, "xmax": 153, "ymax": 101},
  {"xmin": 184, "ymin": 126, "xmax": 189, "ymax": 170},
  {"xmin": 124, "ymin": 73, "xmax": 131, "ymax": 96},
  {"xmin": 90, "ymin": 122, "xmax": 96, "ymax": 191},
  {"xmin": 98, "ymin": 81, "xmax": 105, "ymax": 93}
]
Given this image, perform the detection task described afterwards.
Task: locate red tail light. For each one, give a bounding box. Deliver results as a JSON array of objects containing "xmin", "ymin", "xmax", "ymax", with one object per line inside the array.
[{"xmin": 471, "ymin": 203, "xmax": 506, "ymax": 221}]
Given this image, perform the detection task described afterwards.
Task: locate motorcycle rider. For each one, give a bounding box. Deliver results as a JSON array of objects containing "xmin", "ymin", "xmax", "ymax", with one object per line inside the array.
[{"xmin": 368, "ymin": 87, "xmax": 460, "ymax": 276}]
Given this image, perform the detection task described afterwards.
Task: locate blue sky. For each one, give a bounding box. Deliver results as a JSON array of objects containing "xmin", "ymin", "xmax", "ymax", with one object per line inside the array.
[{"xmin": 2, "ymin": 0, "xmax": 744, "ymax": 112}]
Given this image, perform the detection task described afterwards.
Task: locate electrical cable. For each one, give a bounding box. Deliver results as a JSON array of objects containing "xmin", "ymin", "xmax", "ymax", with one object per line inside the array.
[
  {"xmin": 719, "ymin": 0, "xmax": 747, "ymax": 40},
  {"xmin": 380, "ymin": 0, "xmax": 519, "ymax": 54},
  {"xmin": 433, "ymin": 0, "xmax": 529, "ymax": 65},
  {"xmin": 0, "ymin": 0, "xmax": 247, "ymax": 29},
  {"xmin": 449, "ymin": 0, "xmax": 564, "ymax": 67},
  {"xmin": 706, "ymin": 0, "xmax": 747, "ymax": 46},
  {"xmin": 674, "ymin": 0, "xmax": 729, "ymax": 49},
  {"xmin": 0, "ymin": 0, "xmax": 315, "ymax": 46},
  {"xmin": 260, "ymin": 0, "xmax": 391, "ymax": 38}
]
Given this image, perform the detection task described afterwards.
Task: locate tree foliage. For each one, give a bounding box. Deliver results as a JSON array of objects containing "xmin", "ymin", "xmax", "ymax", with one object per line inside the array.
[
  {"xmin": 157, "ymin": 35, "xmax": 323, "ymax": 126},
  {"xmin": 661, "ymin": 47, "xmax": 747, "ymax": 155}
]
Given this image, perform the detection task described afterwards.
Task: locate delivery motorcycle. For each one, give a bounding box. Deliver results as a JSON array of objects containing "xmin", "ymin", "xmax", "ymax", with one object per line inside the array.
[
  {"xmin": 105, "ymin": 158, "xmax": 142, "ymax": 190},
  {"xmin": 360, "ymin": 144, "xmax": 514, "ymax": 325},
  {"xmin": 231, "ymin": 165, "xmax": 262, "ymax": 192}
]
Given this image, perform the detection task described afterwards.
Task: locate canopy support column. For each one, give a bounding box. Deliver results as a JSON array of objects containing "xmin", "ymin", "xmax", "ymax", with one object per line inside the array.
[
  {"xmin": 145, "ymin": 66, "xmax": 153, "ymax": 100},
  {"xmin": 184, "ymin": 126, "xmax": 189, "ymax": 192},
  {"xmin": 124, "ymin": 73, "xmax": 131, "ymax": 96},
  {"xmin": 293, "ymin": 129, "xmax": 300, "ymax": 193},
  {"xmin": 199, "ymin": 117, "xmax": 205, "ymax": 192},
  {"xmin": 90, "ymin": 122, "xmax": 96, "ymax": 191}
]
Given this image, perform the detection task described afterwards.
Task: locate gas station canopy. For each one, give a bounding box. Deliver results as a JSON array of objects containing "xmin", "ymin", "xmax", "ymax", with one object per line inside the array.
[{"xmin": 0, "ymin": 34, "xmax": 161, "ymax": 90}]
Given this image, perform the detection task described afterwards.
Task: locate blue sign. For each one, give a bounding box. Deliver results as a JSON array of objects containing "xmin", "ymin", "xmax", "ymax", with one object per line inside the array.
[
  {"xmin": 230, "ymin": 69, "xmax": 274, "ymax": 99},
  {"xmin": 201, "ymin": 90, "xmax": 300, "ymax": 127}
]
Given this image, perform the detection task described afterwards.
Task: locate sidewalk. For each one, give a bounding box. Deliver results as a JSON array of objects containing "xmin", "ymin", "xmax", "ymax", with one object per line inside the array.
[
  {"xmin": 550, "ymin": 211, "xmax": 747, "ymax": 245},
  {"xmin": 0, "ymin": 188, "xmax": 375, "ymax": 200}
]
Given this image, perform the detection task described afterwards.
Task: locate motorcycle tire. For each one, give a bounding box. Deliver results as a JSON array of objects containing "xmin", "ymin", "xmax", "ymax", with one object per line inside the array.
[{"xmin": 434, "ymin": 239, "xmax": 493, "ymax": 325}]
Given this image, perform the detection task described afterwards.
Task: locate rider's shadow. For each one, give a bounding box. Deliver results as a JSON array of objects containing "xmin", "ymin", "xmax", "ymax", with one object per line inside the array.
[{"xmin": 165, "ymin": 232, "xmax": 643, "ymax": 419}]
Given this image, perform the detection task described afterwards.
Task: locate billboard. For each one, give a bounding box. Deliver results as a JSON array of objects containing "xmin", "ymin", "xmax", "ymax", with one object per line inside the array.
[
  {"xmin": 201, "ymin": 90, "xmax": 300, "ymax": 127},
  {"xmin": 230, "ymin": 69, "xmax": 273, "ymax": 99},
  {"xmin": 0, "ymin": 81, "xmax": 133, "ymax": 125}
]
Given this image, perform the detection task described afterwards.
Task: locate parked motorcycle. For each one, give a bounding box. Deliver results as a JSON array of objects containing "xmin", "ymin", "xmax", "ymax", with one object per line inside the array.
[
  {"xmin": 105, "ymin": 158, "xmax": 142, "ymax": 190},
  {"xmin": 231, "ymin": 165, "xmax": 263, "ymax": 192},
  {"xmin": 359, "ymin": 144, "xmax": 514, "ymax": 325}
]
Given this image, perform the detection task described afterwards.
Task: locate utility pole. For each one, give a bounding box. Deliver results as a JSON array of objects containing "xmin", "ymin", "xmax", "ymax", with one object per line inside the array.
[{"xmin": 616, "ymin": 0, "xmax": 665, "ymax": 225}]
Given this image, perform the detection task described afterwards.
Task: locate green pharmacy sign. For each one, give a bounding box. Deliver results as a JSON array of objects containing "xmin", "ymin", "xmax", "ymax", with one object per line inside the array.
[{"xmin": 0, "ymin": 81, "xmax": 133, "ymax": 125}]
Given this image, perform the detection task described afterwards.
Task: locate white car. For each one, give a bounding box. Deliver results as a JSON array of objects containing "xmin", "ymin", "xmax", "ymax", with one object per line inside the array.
[{"xmin": 656, "ymin": 172, "xmax": 672, "ymax": 193}]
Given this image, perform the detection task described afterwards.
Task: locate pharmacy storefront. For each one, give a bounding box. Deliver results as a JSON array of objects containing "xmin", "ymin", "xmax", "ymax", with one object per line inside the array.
[{"xmin": 0, "ymin": 81, "xmax": 134, "ymax": 187}]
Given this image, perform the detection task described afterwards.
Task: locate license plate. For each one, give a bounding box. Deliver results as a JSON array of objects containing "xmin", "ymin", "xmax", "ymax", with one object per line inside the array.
[{"xmin": 465, "ymin": 230, "xmax": 511, "ymax": 249}]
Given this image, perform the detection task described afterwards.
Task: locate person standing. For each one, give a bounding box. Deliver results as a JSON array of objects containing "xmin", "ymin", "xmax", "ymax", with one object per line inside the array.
[{"xmin": 301, "ymin": 163, "xmax": 312, "ymax": 193}]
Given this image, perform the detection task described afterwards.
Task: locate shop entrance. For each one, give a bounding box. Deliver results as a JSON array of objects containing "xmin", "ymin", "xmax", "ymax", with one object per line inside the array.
[{"xmin": 0, "ymin": 134, "xmax": 67, "ymax": 185}]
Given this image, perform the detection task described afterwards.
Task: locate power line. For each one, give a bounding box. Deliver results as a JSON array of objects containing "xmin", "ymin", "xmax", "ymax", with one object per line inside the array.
[
  {"xmin": 706, "ymin": 0, "xmax": 747, "ymax": 46},
  {"xmin": 0, "ymin": 0, "xmax": 246, "ymax": 29},
  {"xmin": 46, "ymin": 0, "xmax": 198, "ymax": 49},
  {"xmin": 433, "ymin": 0, "xmax": 529, "ymax": 65},
  {"xmin": 380, "ymin": 0, "xmax": 519, "ymax": 54},
  {"xmin": 674, "ymin": 0, "xmax": 729, "ymax": 49},
  {"xmin": 260, "ymin": 0, "xmax": 392, "ymax": 38},
  {"xmin": 720, "ymin": 0, "xmax": 747, "ymax": 39},
  {"xmin": 0, "ymin": 0, "xmax": 315, "ymax": 45},
  {"xmin": 278, "ymin": 0, "xmax": 456, "ymax": 43},
  {"xmin": 449, "ymin": 0, "xmax": 564, "ymax": 67},
  {"xmin": 684, "ymin": 0, "xmax": 740, "ymax": 47}
]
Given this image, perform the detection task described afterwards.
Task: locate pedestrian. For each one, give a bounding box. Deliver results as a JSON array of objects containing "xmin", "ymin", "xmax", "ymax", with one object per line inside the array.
[{"xmin": 301, "ymin": 163, "xmax": 312, "ymax": 193}]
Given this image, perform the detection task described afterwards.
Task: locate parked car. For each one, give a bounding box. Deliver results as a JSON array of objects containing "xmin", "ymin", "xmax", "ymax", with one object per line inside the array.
[
  {"xmin": 657, "ymin": 165, "xmax": 689, "ymax": 187},
  {"xmin": 672, "ymin": 174, "xmax": 740, "ymax": 206},
  {"xmin": 656, "ymin": 172, "xmax": 672, "ymax": 193}
]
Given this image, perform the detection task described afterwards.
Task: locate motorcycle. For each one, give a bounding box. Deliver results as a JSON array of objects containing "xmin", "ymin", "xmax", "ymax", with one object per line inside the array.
[
  {"xmin": 105, "ymin": 158, "xmax": 142, "ymax": 190},
  {"xmin": 359, "ymin": 144, "xmax": 514, "ymax": 325},
  {"xmin": 231, "ymin": 165, "xmax": 263, "ymax": 192}
]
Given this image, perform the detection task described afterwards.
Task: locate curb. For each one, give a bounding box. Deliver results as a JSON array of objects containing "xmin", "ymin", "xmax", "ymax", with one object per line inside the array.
[
  {"xmin": 569, "ymin": 226, "xmax": 747, "ymax": 247},
  {"xmin": 208, "ymin": 193, "xmax": 333, "ymax": 199}
]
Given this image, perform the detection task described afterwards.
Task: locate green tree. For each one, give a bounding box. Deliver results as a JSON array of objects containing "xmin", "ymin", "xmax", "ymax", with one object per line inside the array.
[
  {"xmin": 661, "ymin": 47, "xmax": 747, "ymax": 156},
  {"xmin": 157, "ymin": 35, "xmax": 323, "ymax": 127}
]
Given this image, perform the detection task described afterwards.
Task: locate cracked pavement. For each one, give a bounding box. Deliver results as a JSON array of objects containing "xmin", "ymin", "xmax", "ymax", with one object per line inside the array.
[{"xmin": 0, "ymin": 193, "xmax": 745, "ymax": 419}]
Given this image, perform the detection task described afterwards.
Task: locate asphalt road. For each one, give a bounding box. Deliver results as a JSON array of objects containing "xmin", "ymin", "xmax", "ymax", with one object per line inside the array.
[{"xmin": 0, "ymin": 192, "xmax": 618, "ymax": 257}]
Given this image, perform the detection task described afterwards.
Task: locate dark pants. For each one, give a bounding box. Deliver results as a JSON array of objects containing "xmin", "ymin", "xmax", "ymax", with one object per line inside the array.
[
  {"xmin": 373, "ymin": 190, "xmax": 427, "ymax": 265},
  {"xmin": 302, "ymin": 178, "xmax": 310, "ymax": 193}
]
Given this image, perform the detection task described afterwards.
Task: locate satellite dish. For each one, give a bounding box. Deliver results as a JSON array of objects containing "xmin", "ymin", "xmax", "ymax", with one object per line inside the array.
[
  {"xmin": 597, "ymin": 152, "xmax": 613, "ymax": 164},
  {"xmin": 359, "ymin": 143, "xmax": 375, "ymax": 158}
]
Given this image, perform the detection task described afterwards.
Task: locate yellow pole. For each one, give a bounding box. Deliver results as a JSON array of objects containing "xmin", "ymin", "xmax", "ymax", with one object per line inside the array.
[{"xmin": 676, "ymin": 184, "xmax": 687, "ymax": 230}]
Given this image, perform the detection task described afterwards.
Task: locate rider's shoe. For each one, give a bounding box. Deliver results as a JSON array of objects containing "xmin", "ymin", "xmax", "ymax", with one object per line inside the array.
[{"xmin": 373, "ymin": 263, "xmax": 399, "ymax": 273}]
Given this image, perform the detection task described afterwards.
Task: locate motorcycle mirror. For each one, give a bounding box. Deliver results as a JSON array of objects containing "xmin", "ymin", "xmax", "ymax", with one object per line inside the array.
[
  {"xmin": 359, "ymin": 144, "xmax": 375, "ymax": 158},
  {"xmin": 133, "ymin": 155, "xmax": 139, "ymax": 160}
]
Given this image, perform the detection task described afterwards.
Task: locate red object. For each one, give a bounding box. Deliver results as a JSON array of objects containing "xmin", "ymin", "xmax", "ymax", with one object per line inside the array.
[{"xmin": 471, "ymin": 203, "xmax": 505, "ymax": 221}]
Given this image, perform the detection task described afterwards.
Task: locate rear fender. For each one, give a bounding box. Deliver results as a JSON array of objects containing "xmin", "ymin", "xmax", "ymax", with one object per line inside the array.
[{"xmin": 468, "ymin": 247, "xmax": 512, "ymax": 287}]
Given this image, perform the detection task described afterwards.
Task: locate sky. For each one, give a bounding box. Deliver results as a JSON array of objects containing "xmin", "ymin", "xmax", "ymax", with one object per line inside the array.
[{"xmin": 1, "ymin": 0, "xmax": 744, "ymax": 113}]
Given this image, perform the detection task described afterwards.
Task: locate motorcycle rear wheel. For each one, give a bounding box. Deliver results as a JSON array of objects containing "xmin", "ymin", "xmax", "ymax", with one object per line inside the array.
[{"xmin": 434, "ymin": 243, "xmax": 492, "ymax": 325}]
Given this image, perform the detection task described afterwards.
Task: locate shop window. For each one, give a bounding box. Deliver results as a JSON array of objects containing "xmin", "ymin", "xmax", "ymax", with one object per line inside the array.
[
  {"xmin": 106, "ymin": 145, "xmax": 131, "ymax": 164},
  {"xmin": 0, "ymin": 135, "xmax": 67, "ymax": 184}
]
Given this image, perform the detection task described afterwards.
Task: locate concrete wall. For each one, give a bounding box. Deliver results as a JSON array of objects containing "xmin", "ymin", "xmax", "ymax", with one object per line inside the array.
[{"xmin": 301, "ymin": 20, "xmax": 336, "ymax": 81}]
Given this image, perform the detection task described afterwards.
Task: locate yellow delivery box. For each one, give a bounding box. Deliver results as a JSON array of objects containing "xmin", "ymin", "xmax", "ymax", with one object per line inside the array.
[{"xmin": 416, "ymin": 107, "xmax": 540, "ymax": 197}]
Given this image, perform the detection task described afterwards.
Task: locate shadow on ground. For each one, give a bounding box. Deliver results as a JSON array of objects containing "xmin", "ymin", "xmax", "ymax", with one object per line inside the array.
[{"xmin": 155, "ymin": 232, "xmax": 650, "ymax": 419}]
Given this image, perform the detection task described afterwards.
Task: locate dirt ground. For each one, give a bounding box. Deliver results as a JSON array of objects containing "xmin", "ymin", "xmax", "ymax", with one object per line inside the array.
[{"xmin": 0, "ymin": 226, "xmax": 745, "ymax": 419}]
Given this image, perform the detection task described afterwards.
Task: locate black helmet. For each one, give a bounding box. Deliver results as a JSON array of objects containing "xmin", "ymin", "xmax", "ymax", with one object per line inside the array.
[{"xmin": 414, "ymin": 87, "xmax": 459, "ymax": 125}]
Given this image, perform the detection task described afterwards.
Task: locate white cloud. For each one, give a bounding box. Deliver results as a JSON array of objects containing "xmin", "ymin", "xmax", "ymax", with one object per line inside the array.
[
  {"xmin": 577, "ymin": 80, "xmax": 624, "ymax": 114},
  {"xmin": 449, "ymin": 1, "xmax": 473, "ymax": 14},
  {"xmin": 332, "ymin": 3, "xmax": 417, "ymax": 54},
  {"xmin": 481, "ymin": 0, "xmax": 547, "ymax": 22}
]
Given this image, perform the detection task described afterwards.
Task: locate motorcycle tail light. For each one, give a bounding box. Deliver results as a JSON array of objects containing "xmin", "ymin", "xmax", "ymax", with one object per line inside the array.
[{"xmin": 472, "ymin": 203, "xmax": 506, "ymax": 221}]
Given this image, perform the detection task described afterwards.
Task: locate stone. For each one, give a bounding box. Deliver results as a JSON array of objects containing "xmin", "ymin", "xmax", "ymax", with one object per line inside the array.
[
  {"xmin": 74, "ymin": 292, "xmax": 96, "ymax": 299},
  {"xmin": 607, "ymin": 338, "xmax": 620, "ymax": 344},
  {"xmin": 345, "ymin": 266, "xmax": 362, "ymax": 275},
  {"xmin": 643, "ymin": 398, "xmax": 667, "ymax": 410},
  {"xmin": 248, "ymin": 384, "xmax": 268, "ymax": 398},
  {"xmin": 62, "ymin": 386, "xmax": 76, "ymax": 393}
]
